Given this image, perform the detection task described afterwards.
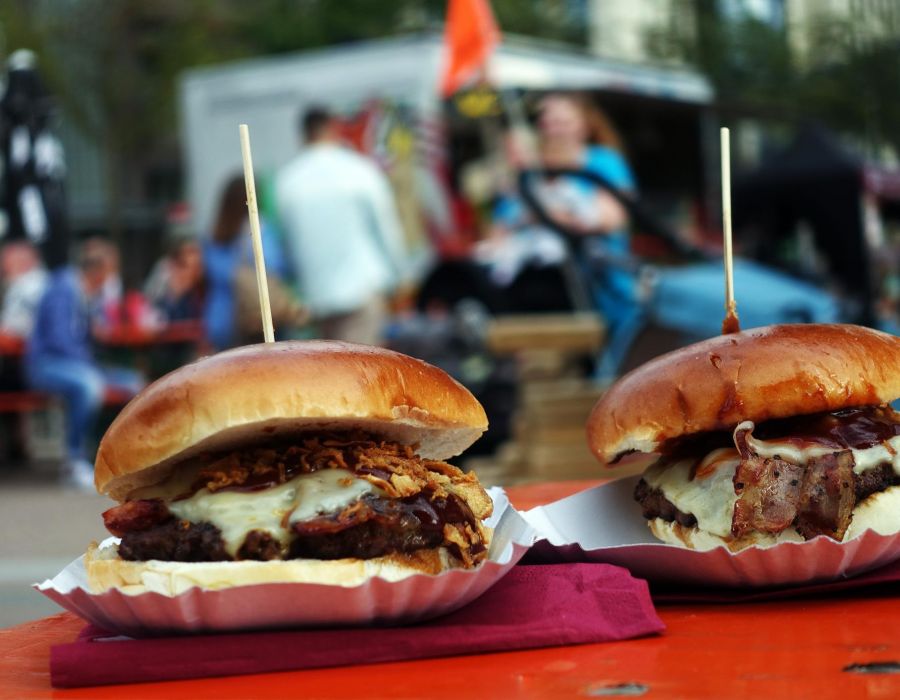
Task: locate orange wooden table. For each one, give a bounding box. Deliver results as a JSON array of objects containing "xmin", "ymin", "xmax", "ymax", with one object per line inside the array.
[
  {"xmin": 93, "ymin": 320, "xmax": 206, "ymax": 383},
  {"xmin": 93, "ymin": 320, "xmax": 205, "ymax": 348},
  {"xmin": 2, "ymin": 480, "xmax": 900, "ymax": 699}
]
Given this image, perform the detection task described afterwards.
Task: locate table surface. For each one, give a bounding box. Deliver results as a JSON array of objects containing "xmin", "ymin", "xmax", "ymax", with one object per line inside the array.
[
  {"xmin": 94, "ymin": 320, "xmax": 204, "ymax": 347},
  {"xmin": 2, "ymin": 479, "xmax": 899, "ymax": 699}
]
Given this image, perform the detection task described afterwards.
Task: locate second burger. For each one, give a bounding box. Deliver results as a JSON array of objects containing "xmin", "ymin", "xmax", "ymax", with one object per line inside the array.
[
  {"xmin": 587, "ymin": 324, "xmax": 900, "ymax": 552},
  {"xmin": 90, "ymin": 341, "xmax": 494, "ymax": 594}
]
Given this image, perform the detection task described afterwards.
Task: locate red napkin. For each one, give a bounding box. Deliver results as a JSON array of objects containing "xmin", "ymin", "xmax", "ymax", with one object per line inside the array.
[
  {"xmin": 652, "ymin": 557, "xmax": 900, "ymax": 604},
  {"xmin": 50, "ymin": 563, "xmax": 663, "ymax": 688}
]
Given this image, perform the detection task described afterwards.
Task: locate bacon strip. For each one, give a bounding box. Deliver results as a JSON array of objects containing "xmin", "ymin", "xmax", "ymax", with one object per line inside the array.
[
  {"xmin": 733, "ymin": 424, "xmax": 858, "ymax": 540},
  {"xmin": 102, "ymin": 499, "xmax": 171, "ymax": 537},
  {"xmin": 290, "ymin": 492, "xmax": 488, "ymax": 565},
  {"xmin": 290, "ymin": 498, "xmax": 380, "ymax": 536},
  {"xmin": 794, "ymin": 451, "xmax": 855, "ymax": 540},
  {"xmin": 731, "ymin": 454, "xmax": 804, "ymax": 537}
]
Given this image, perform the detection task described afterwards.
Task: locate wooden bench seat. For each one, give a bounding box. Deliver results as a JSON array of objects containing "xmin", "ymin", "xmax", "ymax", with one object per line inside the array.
[{"xmin": 0, "ymin": 386, "xmax": 132, "ymax": 414}]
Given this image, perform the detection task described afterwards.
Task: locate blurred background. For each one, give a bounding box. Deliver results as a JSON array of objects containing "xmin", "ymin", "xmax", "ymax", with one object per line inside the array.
[{"xmin": 0, "ymin": 0, "xmax": 898, "ymax": 626}]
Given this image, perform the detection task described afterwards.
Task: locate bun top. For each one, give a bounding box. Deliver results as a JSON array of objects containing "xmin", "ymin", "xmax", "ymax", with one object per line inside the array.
[
  {"xmin": 95, "ymin": 341, "xmax": 488, "ymax": 500},
  {"xmin": 587, "ymin": 324, "xmax": 900, "ymax": 465}
]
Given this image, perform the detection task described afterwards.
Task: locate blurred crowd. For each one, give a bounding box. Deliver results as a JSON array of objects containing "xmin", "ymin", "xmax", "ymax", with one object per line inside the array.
[
  {"xmin": 475, "ymin": 93, "xmax": 639, "ymax": 375},
  {"xmin": 0, "ymin": 94, "xmax": 642, "ymax": 489},
  {"xmin": 0, "ymin": 104, "xmax": 432, "ymax": 489},
  {"xmin": 6, "ymin": 75, "xmax": 895, "ymax": 491}
]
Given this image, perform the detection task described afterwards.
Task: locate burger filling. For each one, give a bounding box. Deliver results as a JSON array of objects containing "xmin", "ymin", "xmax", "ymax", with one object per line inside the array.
[
  {"xmin": 101, "ymin": 432, "xmax": 493, "ymax": 569},
  {"xmin": 635, "ymin": 406, "xmax": 900, "ymax": 547}
]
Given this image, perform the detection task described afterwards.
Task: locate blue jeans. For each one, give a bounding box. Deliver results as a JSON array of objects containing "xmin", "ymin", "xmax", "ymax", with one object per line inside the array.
[
  {"xmin": 25, "ymin": 357, "xmax": 142, "ymax": 462},
  {"xmin": 594, "ymin": 303, "xmax": 646, "ymax": 382},
  {"xmin": 584, "ymin": 262, "xmax": 645, "ymax": 382}
]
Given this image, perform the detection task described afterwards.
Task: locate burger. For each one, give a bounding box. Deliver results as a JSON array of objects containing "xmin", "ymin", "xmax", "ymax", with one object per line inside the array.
[
  {"xmin": 88, "ymin": 341, "xmax": 493, "ymax": 594},
  {"xmin": 587, "ymin": 324, "xmax": 900, "ymax": 552}
]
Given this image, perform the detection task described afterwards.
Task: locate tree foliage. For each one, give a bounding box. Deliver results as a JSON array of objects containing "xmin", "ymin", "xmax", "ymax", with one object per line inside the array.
[
  {"xmin": 646, "ymin": 0, "xmax": 900, "ymax": 159},
  {"xmin": 0, "ymin": 0, "xmax": 586, "ymax": 234}
]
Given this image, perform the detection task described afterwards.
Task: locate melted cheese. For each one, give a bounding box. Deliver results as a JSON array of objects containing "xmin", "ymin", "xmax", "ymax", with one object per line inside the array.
[
  {"xmin": 736, "ymin": 420, "xmax": 900, "ymax": 475},
  {"xmin": 648, "ymin": 421, "xmax": 900, "ymax": 544},
  {"xmin": 649, "ymin": 518, "xmax": 803, "ymax": 551},
  {"xmin": 168, "ymin": 470, "xmax": 379, "ymax": 557},
  {"xmin": 643, "ymin": 452, "xmax": 742, "ymax": 538},
  {"xmin": 844, "ymin": 486, "xmax": 900, "ymax": 540}
]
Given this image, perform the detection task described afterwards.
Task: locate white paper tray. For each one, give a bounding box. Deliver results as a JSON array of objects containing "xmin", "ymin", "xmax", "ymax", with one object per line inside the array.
[
  {"xmin": 35, "ymin": 488, "xmax": 536, "ymax": 636},
  {"xmin": 524, "ymin": 477, "xmax": 900, "ymax": 588}
]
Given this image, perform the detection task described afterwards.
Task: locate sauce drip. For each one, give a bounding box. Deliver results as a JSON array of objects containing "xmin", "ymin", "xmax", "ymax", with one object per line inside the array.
[
  {"xmin": 721, "ymin": 309, "xmax": 741, "ymax": 335},
  {"xmin": 289, "ymin": 491, "xmax": 485, "ymax": 561},
  {"xmin": 754, "ymin": 406, "xmax": 900, "ymax": 450}
]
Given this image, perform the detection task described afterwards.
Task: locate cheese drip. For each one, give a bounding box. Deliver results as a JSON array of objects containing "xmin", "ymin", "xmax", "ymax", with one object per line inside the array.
[
  {"xmin": 736, "ymin": 421, "xmax": 900, "ymax": 475},
  {"xmin": 646, "ymin": 420, "xmax": 900, "ymax": 541},
  {"xmin": 643, "ymin": 450, "xmax": 742, "ymax": 538},
  {"xmin": 168, "ymin": 470, "xmax": 380, "ymax": 557}
]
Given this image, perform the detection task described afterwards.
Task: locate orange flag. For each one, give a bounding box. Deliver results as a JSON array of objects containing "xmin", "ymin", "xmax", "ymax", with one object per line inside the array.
[{"xmin": 441, "ymin": 0, "xmax": 500, "ymax": 97}]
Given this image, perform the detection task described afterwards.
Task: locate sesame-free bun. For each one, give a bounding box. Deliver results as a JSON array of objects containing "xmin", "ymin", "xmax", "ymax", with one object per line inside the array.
[
  {"xmin": 588, "ymin": 324, "xmax": 900, "ymax": 465},
  {"xmin": 95, "ymin": 341, "xmax": 488, "ymax": 500},
  {"xmin": 85, "ymin": 540, "xmax": 477, "ymax": 596}
]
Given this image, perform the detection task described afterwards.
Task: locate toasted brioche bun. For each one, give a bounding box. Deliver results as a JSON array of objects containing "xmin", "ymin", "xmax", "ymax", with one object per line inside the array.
[
  {"xmin": 647, "ymin": 486, "xmax": 900, "ymax": 551},
  {"xmin": 647, "ymin": 520, "xmax": 803, "ymax": 552},
  {"xmin": 84, "ymin": 538, "xmax": 487, "ymax": 596},
  {"xmin": 95, "ymin": 341, "xmax": 488, "ymax": 501},
  {"xmin": 588, "ymin": 324, "xmax": 900, "ymax": 466}
]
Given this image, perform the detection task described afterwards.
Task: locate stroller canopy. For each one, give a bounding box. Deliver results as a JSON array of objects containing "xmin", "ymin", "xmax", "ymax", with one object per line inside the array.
[{"xmin": 734, "ymin": 125, "xmax": 871, "ymax": 322}]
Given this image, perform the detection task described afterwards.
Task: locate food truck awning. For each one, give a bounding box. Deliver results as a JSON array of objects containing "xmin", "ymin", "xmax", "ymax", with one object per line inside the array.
[
  {"xmin": 180, "ymin": 33, "xmax": 712, "ymax": 234},
  {"xmin": 490, "ymin": 36, "xmax": 712, "ymax": 104}
]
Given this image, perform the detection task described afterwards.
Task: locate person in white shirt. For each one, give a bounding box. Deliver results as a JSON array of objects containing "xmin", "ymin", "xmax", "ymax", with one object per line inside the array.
[
  {"xmin": 275, "ymin": 106, "xmax": 407, "ymax": 345},
  {"xmin": 0, "ymin": 240, "xmax": 48, "ymax": 339}
]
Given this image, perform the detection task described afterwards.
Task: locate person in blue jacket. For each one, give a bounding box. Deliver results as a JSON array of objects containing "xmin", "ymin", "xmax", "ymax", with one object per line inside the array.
[
  {"xmin": 204, "ymin": 175, "xmax": 289, "ymax": 350},
  {"xmin": 25, "ymin": 238, "xmax": 143, "ymax": 489},
  {"xmin": 490, "ymin": 93, "xmax": 639, "ymax": 377}
]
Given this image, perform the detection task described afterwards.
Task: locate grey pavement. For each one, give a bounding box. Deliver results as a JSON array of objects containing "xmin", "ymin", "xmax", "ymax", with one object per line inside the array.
[{"xmin": 0, "ymin": 465, "xmax": 112, "ymax": 629}]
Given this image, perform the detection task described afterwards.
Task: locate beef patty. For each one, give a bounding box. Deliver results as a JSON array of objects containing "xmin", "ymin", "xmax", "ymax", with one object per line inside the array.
[
  {"xmin": 103, "ymin": 432, "xmax": 493, "ymax": 568},
  {"xmin": 635, "ymin": 459, "xmax": 898, "ymax": 541},
  {"xmin": 116, "ymin": 492, "xmax": 483, "ymax": 563}
]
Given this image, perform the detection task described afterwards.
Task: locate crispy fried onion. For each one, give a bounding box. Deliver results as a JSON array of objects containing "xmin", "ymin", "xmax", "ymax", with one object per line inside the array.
[{"xmin": 191, "ymin": 431, "xmax": 493, "ymax": 522}]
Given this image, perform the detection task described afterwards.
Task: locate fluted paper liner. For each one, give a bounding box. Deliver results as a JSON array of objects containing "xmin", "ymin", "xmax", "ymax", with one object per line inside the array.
[
  {"xmin": 524, "ymin": 477, "xmax": 900, "ymax": 588},
  {"xmin": 35, "ymin": 488, "xmax": 535, "ymax": 635}
]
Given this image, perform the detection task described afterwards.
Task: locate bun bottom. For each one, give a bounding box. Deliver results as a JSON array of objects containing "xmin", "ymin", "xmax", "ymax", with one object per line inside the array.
[
  {"xmin": 648, "ymin": 485, "xmax": 900, "ymax": 552},
  {"xmin": 85, "ymin": 542, "xmax": 473, "ymax": 596}
]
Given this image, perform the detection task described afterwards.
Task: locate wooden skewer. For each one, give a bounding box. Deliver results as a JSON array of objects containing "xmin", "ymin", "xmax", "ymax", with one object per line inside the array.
[
  {"xmin": 720, "ymin": 127, "xmax": 740, "ymax": 335},
  {"xmin": 239, "ymin": 124, "xmax": 275, "ymax": 343}
]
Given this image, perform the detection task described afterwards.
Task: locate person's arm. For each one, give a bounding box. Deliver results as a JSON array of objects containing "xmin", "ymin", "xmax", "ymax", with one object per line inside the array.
[
  {"xmin": 486, "ymin": 191, "xmax": 533, "ymax": 242},
  {"xmin": 577, "ymin": 148, "xmax": 635, "ymax": 235},
  {"xmin": 492, "ymin": 193, "xmax": 524, "ymax": 229},
  {"xmin": 364, "ymin": 168, "xmax": 408, "ymax": 284},
  {"xmin": 588, "ymin": 190, "xmax": 628, "ymax": 234},
  {"xmin": 0, "ymin": 271, "xmax": 47, "ymax": 337},
  {"xmin": 0, "ymin": 284, "xmax": 32, "ymax": 337},
  {"xmin": 260, "ymin": 220, "xmax": 290, "ymax": 281},
  {"xmin": 33, "ymin": 279, "xmax": 83, "ymax": 356},
  {"xmin": 271, "ymin": 176, "xmax": 303, "ymax": 289},
  {"xmin": 591, "ymin": 148, "xmax": 636, "ymax": 193}
]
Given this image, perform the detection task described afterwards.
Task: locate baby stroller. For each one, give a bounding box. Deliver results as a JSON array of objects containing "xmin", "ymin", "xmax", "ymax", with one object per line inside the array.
[{"xmin": 514, "ymin": 167, "xmax": 843, "ymax": 378}]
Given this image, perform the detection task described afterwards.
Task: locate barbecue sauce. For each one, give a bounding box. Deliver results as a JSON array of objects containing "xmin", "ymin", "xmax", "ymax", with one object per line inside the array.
[
  {"xmin": 721, "ymin": 310, "xmax": 741, "ymax": 335},
  {"xmin": 754, "ymin": 406, "xmax": 900, "ymax": 450}
]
